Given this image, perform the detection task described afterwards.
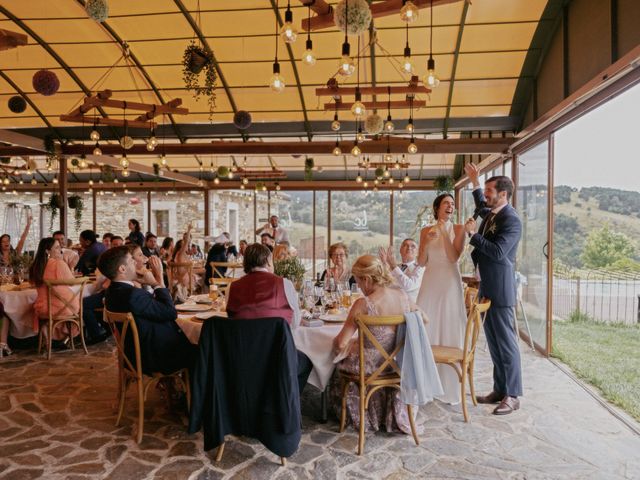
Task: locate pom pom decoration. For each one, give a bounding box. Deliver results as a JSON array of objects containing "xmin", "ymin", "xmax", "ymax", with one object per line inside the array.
[
  {"xmin": 364, "ymin": 113, "xmax": 383, "ymax": 135},
  {"xmin": 8, "ymin": 96, "xmax": 27, "ymax": 113},
  {"xmin": 233, "ymin": 110, "xmax": 252, "ymax": 130},
  {"xmin": 32, "ymin": 70, "xmax": 60, "ymax": 96},
  {"xmin": 217, "ymin": 166, "xmax": 230, "ymax": 178},
  {"xmin": 374, "ymin": 167, "xmax": 385, "ymax": 179},
  {"xmin": 85, "ymin": 0, "xmax": 109, "ymax": 22},
  {"xmin": 333, "ymin": 0, "xmax": 372, "ymax": 36}
]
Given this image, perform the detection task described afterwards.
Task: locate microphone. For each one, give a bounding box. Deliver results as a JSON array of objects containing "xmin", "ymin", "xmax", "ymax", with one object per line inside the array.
[{"xmin": 472, "ymin": 207, "xmax": 482, "ymax": 221}]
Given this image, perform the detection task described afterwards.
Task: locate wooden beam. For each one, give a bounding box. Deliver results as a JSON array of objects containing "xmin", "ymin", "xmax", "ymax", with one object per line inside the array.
[
  {"xmin": 316, "ymin": 85, "xmax": 430, "ymax": 96},
  {"xmin": 58, "ymin": 137, "xmax": 512, "ymax": 156},
  {"xmin": 302, "ymin": 0, "xmax": 464, "ymax": 31},
  {"xmin": 60, "ymin": 114, "xmax": 157, "ymax": 129},
  {"xmin": 0, "ymin": 129, "xmax": 46, "ymax": 153},
  {"xmin": 326, "ymin": 100, "xmax": 427, "ymax": 110},
  {"xmin": 0, "ymin": 28, "xmax": 28, "ymax": 51}
]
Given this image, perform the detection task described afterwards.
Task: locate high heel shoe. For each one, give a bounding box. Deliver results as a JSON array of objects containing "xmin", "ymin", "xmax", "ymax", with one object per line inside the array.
[{"xmin": 0, "ymin": 342, "xmax": 13, "ymax": 358}]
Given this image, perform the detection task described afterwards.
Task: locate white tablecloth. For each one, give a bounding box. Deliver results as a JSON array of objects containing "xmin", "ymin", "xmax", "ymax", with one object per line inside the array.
[
  {"xmin": 0, "ymin": 288, "xmax": 38, "ymax": 339},
  {"xmin": 175, "ymin": 315, "xmax": 344, "ymax": 390}
]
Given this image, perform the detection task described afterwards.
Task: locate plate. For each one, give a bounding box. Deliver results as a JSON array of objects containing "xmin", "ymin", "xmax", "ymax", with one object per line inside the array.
[
  {"xmin": 195, "ymin": 310, "xmax": 227, "ymax": 320},
  {"xmin": 319, "ymin": 313, "xmax": 347, "ymax": 323},
  {"xmin": 175, "ymin": 303, "xmax": 213, "ymax": 312},
  {"xmin": 190, "ymin": 294, "xmax": 213, "ymax": 304}
]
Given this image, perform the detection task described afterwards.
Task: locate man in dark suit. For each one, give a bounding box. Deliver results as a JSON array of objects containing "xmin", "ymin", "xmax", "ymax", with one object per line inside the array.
[
  {"xmin": 464, "ymin": 163, "xmax": 523, "ymax": 415},
  {"xmin": 98, "ymin": 246, "xmax": 196, "ymax": 375}
]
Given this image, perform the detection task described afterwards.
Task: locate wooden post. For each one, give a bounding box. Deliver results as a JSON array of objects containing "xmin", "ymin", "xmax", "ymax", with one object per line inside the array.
[
  {"xmin": 147, "ymin": 191, "xmax": 151, "ymax": 234},
  {"xmin": 204, "ymin": 189, "xmax": 210, "ymax": 252},
  {"xmin": 59, "ymin": 157, "xmax": 68, "ymax": 236},
  {"xmin": 92, "ymin": 188, "xmax": 97, "ymax": 231},
  {"xmin": 253, "ymin": 192, "xmax": 257, "ymax": 242},
  {"xmin": 389, "ymin": 190, "xmax": 394, "ymax": 246},
  {"xmin": 39, "ymin": 191, "xmax": 44, "ymax": 239},
  {"xmin": 312, "ymin": 191, "xmax": 316, "ymax": 278}
]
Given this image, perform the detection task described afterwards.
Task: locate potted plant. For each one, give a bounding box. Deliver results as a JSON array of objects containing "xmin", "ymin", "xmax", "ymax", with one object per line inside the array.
[
  {"xmin": 304, "ymin": 158, "xmax": 314, "ymax": 181},
  {"xmin": 45, "ymin": 193, "xmax": 63, "ymax": 230},
  {"xmin": 182, "ymin": 41, "xmax": 217, "ymax": 120},
  {"xmin": 433, "ymin": 175, "xmax": 455, "ymax": 194},
  {"xmin": 68, "ymin": 195, "xmax": 84, "ymax": 230},
  {"xmin": 274, "ymin": 256, "xmax": 307, "ymax": 290}
]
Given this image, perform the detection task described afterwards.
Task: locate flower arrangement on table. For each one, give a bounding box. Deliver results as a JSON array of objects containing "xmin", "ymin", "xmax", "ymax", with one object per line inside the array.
[{"xmin": 274, "ymin": 256, "xmax": 307, "ymax": 290}]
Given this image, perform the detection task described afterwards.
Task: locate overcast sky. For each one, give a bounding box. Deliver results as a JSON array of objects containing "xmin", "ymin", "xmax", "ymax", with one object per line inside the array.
[{"xmin": 554, "ymin": 81, "xmax": 640, "ymax": 192}]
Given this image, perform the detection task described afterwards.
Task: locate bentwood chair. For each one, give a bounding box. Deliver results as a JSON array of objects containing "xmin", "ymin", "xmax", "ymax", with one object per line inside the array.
[
  {"xmin": 103, "ymin": 308, "xmax": 191, "ymax": 444},
  {"xmin": 431, "ymin": 298, "xmax": 492, "ymax": 422},
  {"xmin": 463, "ymin": 287, "xmax": 479, "ymax": 315},
  {"xmin": 209, "ymin": 261, "xmax": 238, "ymax": 294},
  {"xmin": 338, "ymin": 314, "xmax": 420, "ymax": 455},
  {"xmin": 167, "ymin": 261, "xmax": 194, "ymax": 300},
  {"xmin": 38, "ymin": 276, "xmax": 91, "ymax": 360}
]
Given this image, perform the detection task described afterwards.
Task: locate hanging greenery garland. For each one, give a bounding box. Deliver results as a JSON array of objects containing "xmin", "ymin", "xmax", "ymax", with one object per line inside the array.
[
  {"xmin": 32, "ymin": 70, "xmax": 60, "ymax": 96},
  {"xmin": 182, "ymin": 41, "xmax": 217, "ymax": 121},
  {"xmin": 8, "ymin": 96, "xmax": 27, "ymax": 113},
  {"xmin": 334, "ymin": 0, "xmax": 372, "ymax": 36},
  {"xmin": 433, "ymin": 174, "xmax": 455, "ymax": 193},
  {"xmin": 233, "ymin": 110, "xmax": 252, "ymax": 130},
  {"xmin": 85, "ymin": 0, "xmax": 109, "ymax": 22}
]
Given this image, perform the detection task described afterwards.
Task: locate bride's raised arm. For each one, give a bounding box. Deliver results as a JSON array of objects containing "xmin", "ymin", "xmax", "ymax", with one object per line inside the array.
[
  {"xmin": 416, "ymin": 226, "xmax": 432, "ymax": 267},
  {"xmin": 439, "ymin": 222, "xmax": 465, "ymax": 263}
]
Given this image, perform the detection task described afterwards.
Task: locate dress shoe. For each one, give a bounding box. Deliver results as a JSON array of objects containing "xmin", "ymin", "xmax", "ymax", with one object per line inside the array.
[
  {"xmin": 493, "ymin": 396, "xmax": 520, "ymax": 415},
  {"xmin": 85, "ymin": 331, "xmax": 109, "ymax": 346},
  {"xmin": 476, "ymin": 391, "xmax": 504, "ymax": 404}
]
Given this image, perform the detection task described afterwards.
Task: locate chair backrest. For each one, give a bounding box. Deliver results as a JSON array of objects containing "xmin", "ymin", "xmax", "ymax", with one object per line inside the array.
[
  {"xmin": 167, "ymin": 261, "xmax": 194, "ymax": 293},
  {"xmin": 44, "ymin": 276, "xmax": 90, "ymax": 321},
  {"xmin": 464, "ymin": 287, "xmax": 479, "ymax": 312},
  {"xmin": 355, "ymin": 314, "xmax": 406, "ymax": 383},
  {"xmin": 461, "ymin": 298, "xmax": 491, "ymax": 367},
  {"xmin": 103, "ymin": 308, "xmax": 143, "ymax": 381}
]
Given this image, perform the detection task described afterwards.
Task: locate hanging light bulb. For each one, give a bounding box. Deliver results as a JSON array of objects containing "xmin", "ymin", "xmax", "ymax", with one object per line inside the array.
[
  {"xmin": 389, "ymin": 177, "xmax": 395, "ymax": 184},
  {"xmin": 383, "ymin": 167, "xmax": 391, "ymax": 178},
  {"xmin": 332, "ymin": 139, "xmax": 342, "ymax": 156},
  {"xmin": 351, "ymin": 143, "xmax": 361, "ymax": 157},
  {"xmin": 400, "ymin": 0, "xmax": 419, "ymax": 23},
  {"xmin": 122, "ymin": 168, "xmax": 130, "ymax": 178},
  {"xmin": 404, "ymin": 173, "xmax": 411, "ymax": 183},
  {"xmin": 214, "ymin": 176, "xmax": 221, "ymax": 185},
  {"xmin": 90, "ymin": 128, "xmax": 100, "ymax": 142},
  {"xmin": 242, "ymin": 177, "xmax": 249, "ymax": 185},
  {"xmin": 280, "ymin": 1, "xmax": 298, "ymax": 43},
  {"xmin": 363, "ymin": 181, "xmax": 369, "ymax": 188},
  {"xmin": 408, "ymin": 138, "xmax": 418, "ymax": 154},
  {"xmin": 355, "ymin": 172, "xmax": 363, "ymax": 183},
  {"xmin": 302, "ymin": 38, "xmax": 316, "ymax": 66},
  {"xmin": 384, "ymin": 115, "xmax": 395, "ymax": 133},
  {"xmin": 31, "ymin": 177, "xmax": 37, "ymax": 185},
  {"xmin": 262, "ymin": 184, "xmax": 267, "ymax": 192},
  {"xmin": 53, "ymin": 176, "xmax": 58, "ymax": 184},
  {"xmin": 270, "ymin": 62, "xmax": 286, "ymax": 93},
  {"xmin": 89, "ymin": 178, "xmax": 94, "ymax": 186},
  {"xmin": 146, "ymin": 140, "xmax": 156, "ymax": 152},
  {"xmin": 119, "ymin": 155, "xmax": 129, "ymax": 168},
  {"xmin": 93, "ymin": 144, "xmax": 102, "ymax": 156},
  {"xmin": 384, "ymin": 152, "xmax": 393, "ymax": 163},
  {"xmin": 424, "ymin": 0, "xmax": 440, "ymax": 88},
  {"xmin": 148, "ymin": 131, "xmax": 158, "ymax": 148},
  {"xmin": 331, "ymin": 112, "xmax": 341, "ymax": 131},
  {"xmin": 394, "ymin": 161, "xmax": 401, "ymax": 169},
  {"xmin": 402, "ymin": 24, "xmax": 414, "ymax": 74},
  {"xmin": 119, "ymin": 136, "xmax": 134, "ymax": 150},
  {"xmin": 79, "ymin": 155, "xmax": 87, "ymax": 169},
  {"xmin": 161, "ymin": 154, "xmax": 168, "ymax": 166},
  {"xmin": 26, "ymin": 166, "xmax": 32, "ymax": 176},
  {"xmin": 406, "ymin": 118, "xmax": 414, "ymax": 133},
  {"xmin": 338, "ymin": 41, "xmax": 355, "ymax": 77},
  {"xmin": 228, "ymin": 170, "xmax": 234, "ymax": 179},
  {"xmin": 275, "ymin": 182, "xmax": 281, "ymax": 191},
  {"xmin": 198, "ymin": 179, "xmax": 204, "ymax": 187},
  {"xmin": 240, "ymin": 184, "xmax": 245, "ymax": 190},
  {"xmin": 351, "ymin": 89, "xmax": 366, "ymax": 119}
]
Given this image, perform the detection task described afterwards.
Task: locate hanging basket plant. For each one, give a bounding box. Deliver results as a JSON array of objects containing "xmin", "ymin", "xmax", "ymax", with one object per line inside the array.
[
  {"xmin": 433, "ymin": 174, "xmax": 455, "ymax": 193},
  {"xmin": 85, "ymin": 0, "xmax": 109, "ymax": 22},
  {"xmin": 68, "ymin": 195, "xmax": 84, "ymax": 231},
  {"xmin": 45, "ymin": 193, "xmax": 63, "ymax": 230},
  {"xmin": 8, "ymin": 96, "xmax": 27, "ymax": 113},
  {"xmin": 182, "ymin": 41, "xmax": 217, "ymax": 120},
  {"xmin": 334, "ymin": 0, "xmax": 372, "ymax": 36},
  {"xmin": 304, "ymin": 157, "xmax": 314, "ymax": 181},
  {"xmin": 33, "ymin": 70, "xmax": 60, "ymax": 96}
]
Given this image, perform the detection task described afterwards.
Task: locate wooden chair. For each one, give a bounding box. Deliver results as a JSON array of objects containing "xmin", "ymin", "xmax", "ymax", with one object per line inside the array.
[
  {"xmin": 464, "ymin": 286, "xmax": 479, "ymax": 314},
  {"xmin": 431, "ymin": 298, "xmax": 492, "ymax": 422},
  {"xmin": 167, "ymin": 261, "xmax": 194, "ymax": 298},
  {"xmin": 209, "ymin": 262, "xmax": 239, "ymax": 292},
  {"xmin": 338, "ymin": 314, "xmax": 420, "ymax": 455},
  {"xmin": 103, "ymin": 308, "xmax": 191, "ymax": 444},
  {"xmin": 38, "ymin": 276, "xmax": 91, "ymax": 360}
]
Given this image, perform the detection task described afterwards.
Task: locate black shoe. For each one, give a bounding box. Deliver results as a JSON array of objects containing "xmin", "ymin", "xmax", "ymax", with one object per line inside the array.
[{"xmin": 85, "ymin": 331, "xmax": 109, "ymax": 346}]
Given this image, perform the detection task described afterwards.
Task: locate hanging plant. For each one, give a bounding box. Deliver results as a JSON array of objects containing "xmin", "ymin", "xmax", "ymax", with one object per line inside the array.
[
  {"xmin": 101, "ymin": 164, "xmax": 114, "ymax": 183},
  {"xmin": 45, "ymin": 194, "xmax": 63, "ymax": 230},
  {"xmin": 304, "ymin": 157, "xmax": 314, "ymax": 181},
  {"xmin": 217, "ymin": 165, "xmax": 230, "ymax": 178},
  {"xmin": 33, "ymin": 70, "xmax": 60, "ymax": 96},
  {"xmin": 433, "ymin": 174, "xmax": 455, "ymax": 193},
  {"xmin": 152, "ymin": 163, "xmax": 161, "ymax": 176},
  {"xmin": 85, "ymin": 0, "xmax": 109, "ymax": 22},
  {"xmin": 364, "ymin": 113, "xmax": 383, "ymax": 135},
  {"xmin": 0, "ymin": 157, "xmax": 10, "ymax": 165},
  {"xmin": 334, "ymin": 0, "xmax": 372, "ymax": 36},
  {"xmin": 68, "ymin": 195, "xmax": 84, "ymax": 231},
  {"xmin": 182, "ymin": 41, "xmax": 217, "ymax": 120},
  {"xmin": 8, "ymin": 96, "xmax": 27, "ymax": 113},
  {"xmin": 233, "ymin": 110, "xmax": 252, "ymax": 130}
]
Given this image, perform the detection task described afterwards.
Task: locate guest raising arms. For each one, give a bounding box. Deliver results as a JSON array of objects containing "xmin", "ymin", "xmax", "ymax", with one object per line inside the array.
[{"xmin": 0, "ymin": 214, "xmax": 32, "ymax": 268}]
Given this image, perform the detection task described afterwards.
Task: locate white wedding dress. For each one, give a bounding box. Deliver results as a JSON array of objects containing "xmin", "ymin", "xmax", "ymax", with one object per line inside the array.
[{"xmin": 416, "ymin": 221, "xmax": 467, "ymax": 404}]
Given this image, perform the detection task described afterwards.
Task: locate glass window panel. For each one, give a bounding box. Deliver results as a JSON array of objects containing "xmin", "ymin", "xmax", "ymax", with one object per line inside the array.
[
  {"xmin": 209, "ymin": 190, "xmax": 255, "ymax": 247},
  {"xmin": 329, "ymin": 190, "xmax": 390, "ymax": 259},
  {"xmin": 149, "ymin": 191, "xmax": 204, "ymax": 250},
  {"xmin": 278, "ymin": 191, "xmax": 313, "ymax": 276},
  {"xmin": 0, "ymin": 192, "xmax": 42, "ymax": 254},
  {"xmin": 255, "ymin": 191, "xmax": 269, "ymax": 240},
  {"xmin": 315, "ymin": 191, "xmax": 329, "ymax": 277},
  {"xmin": 392, "ymin": 190, "xmax": 438, "ymax": 244},
  {"xmin": 504, "ymin": 159, "xmax": 512, "ymax": 178}
]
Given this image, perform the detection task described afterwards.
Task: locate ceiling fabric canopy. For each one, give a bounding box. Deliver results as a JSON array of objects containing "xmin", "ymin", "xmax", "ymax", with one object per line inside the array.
[{"xmin": 0, "ymin": 0, "xmax": 548, "ymax": 181}]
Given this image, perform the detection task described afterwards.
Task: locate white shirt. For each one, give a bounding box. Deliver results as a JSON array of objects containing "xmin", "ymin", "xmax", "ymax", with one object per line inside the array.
[
  {"xmin": 250, "ymin": 267, "xmax": 300, "ymax": 329},
  {"xmin": 390, "ymin": 260, "xmax": 424, "ymax": 303},
  {"xmin": 258, "ymin": 225, "xmax": 289, "ymax": 244}
]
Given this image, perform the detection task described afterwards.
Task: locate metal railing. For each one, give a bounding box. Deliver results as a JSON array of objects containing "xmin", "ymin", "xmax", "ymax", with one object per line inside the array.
[{"xmin": 553, "ymin": 263, "xmax": 640, "ymax": 324}]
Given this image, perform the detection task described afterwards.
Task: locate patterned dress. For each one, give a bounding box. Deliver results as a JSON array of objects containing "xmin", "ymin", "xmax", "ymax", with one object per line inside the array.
[{"xmin": 329, "ymin": 292, "xmax": 420, "ymax": 434}]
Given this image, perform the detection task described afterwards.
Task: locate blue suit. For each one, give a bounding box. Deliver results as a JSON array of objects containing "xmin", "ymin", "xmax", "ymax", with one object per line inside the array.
[
  {"xmin": 105, "ymin": 282, "xmax": 196, "ymax": 375},
  {"xmin": 470, "ymin": 188, "xmax": 523, "ymax": 397}
]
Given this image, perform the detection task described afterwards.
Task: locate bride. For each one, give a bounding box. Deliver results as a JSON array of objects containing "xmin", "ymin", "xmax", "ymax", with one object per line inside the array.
[{"xmin": 416, "ymin": 193, "xmax": 467, "ymax": 404}]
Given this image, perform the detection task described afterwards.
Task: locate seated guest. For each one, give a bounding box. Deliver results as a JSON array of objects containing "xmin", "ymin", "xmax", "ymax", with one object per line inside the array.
[
  {"xmin": 142, "ymin": 233, "xmax": 160, "ymax": 258},
  {"xmin": 273, "ymin": 243, "xmax": 291, "ymax": 261},
  {"xmin": 378, "ymin": 238, "xmax": 424, "ymax": 302},
  {"xmin": 238, "ymin": 239, "xmax": 248, "ymax": 258},
  {"xmin": 102, "ymin": 232, "xmax": 113, "ymax": 249},
  {"xmin": 76, "ymin": 230, "xmax": 107, "ymax": 275},
  {"xmin": 330, "ymin": 254, "xmax": 423, "ymax": 433},
  {"xmin": 321, "ymin": 242, "xmax": 355, "ymax": 287},
  {"xmin": 81, "ymin": 267, "xmax": 111, "ymax": 346},
  {"xmin": 30, "ymin": 238, "xmax": 80, "ymax": 341},
  {"xmin": 127, "ymin": 218, "xmax": 145, "ymax": 247},
  {"xmin": 100, "ymin": 246, "xmax": 196, "ymax": 375},
  {"xmin": 204, "ymin": 233, "xmax": 230, "ymax": 285},
  {"xmin": 53, "ymin": 230, "xmax": 80, "ymax": 272},
  {"xmin": 0, "ymin": 214, "xmax": 31, "ymax": 268},
  {"xmin": 226, "ymin": 243, "xmax": 311, "ymax": 394},
  {"xmin": 111, "ymin": 236, "xmax": 124, "ymax": 248},
  {"xmin": 260, "ymin": 232, "xmax": 275, "ymax": 252},
  {"xmin": 159, "ymin": 237, "xmax": 174, "ymax": 262},
  {"xmin": 189, "ymin": 244, "xmax": 204, "ymax": 260}
]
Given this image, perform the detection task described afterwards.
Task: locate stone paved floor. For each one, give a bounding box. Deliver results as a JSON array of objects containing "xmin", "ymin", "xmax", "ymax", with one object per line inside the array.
[{"xmin": 1, "ymin": 338, "xmax": 639, "ymax": 480}]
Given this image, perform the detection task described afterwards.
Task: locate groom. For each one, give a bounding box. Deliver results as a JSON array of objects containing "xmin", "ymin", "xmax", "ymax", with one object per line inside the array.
[{"xmin": 463, "ymin": 163, "xmax": 523, "ymax": 415}]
